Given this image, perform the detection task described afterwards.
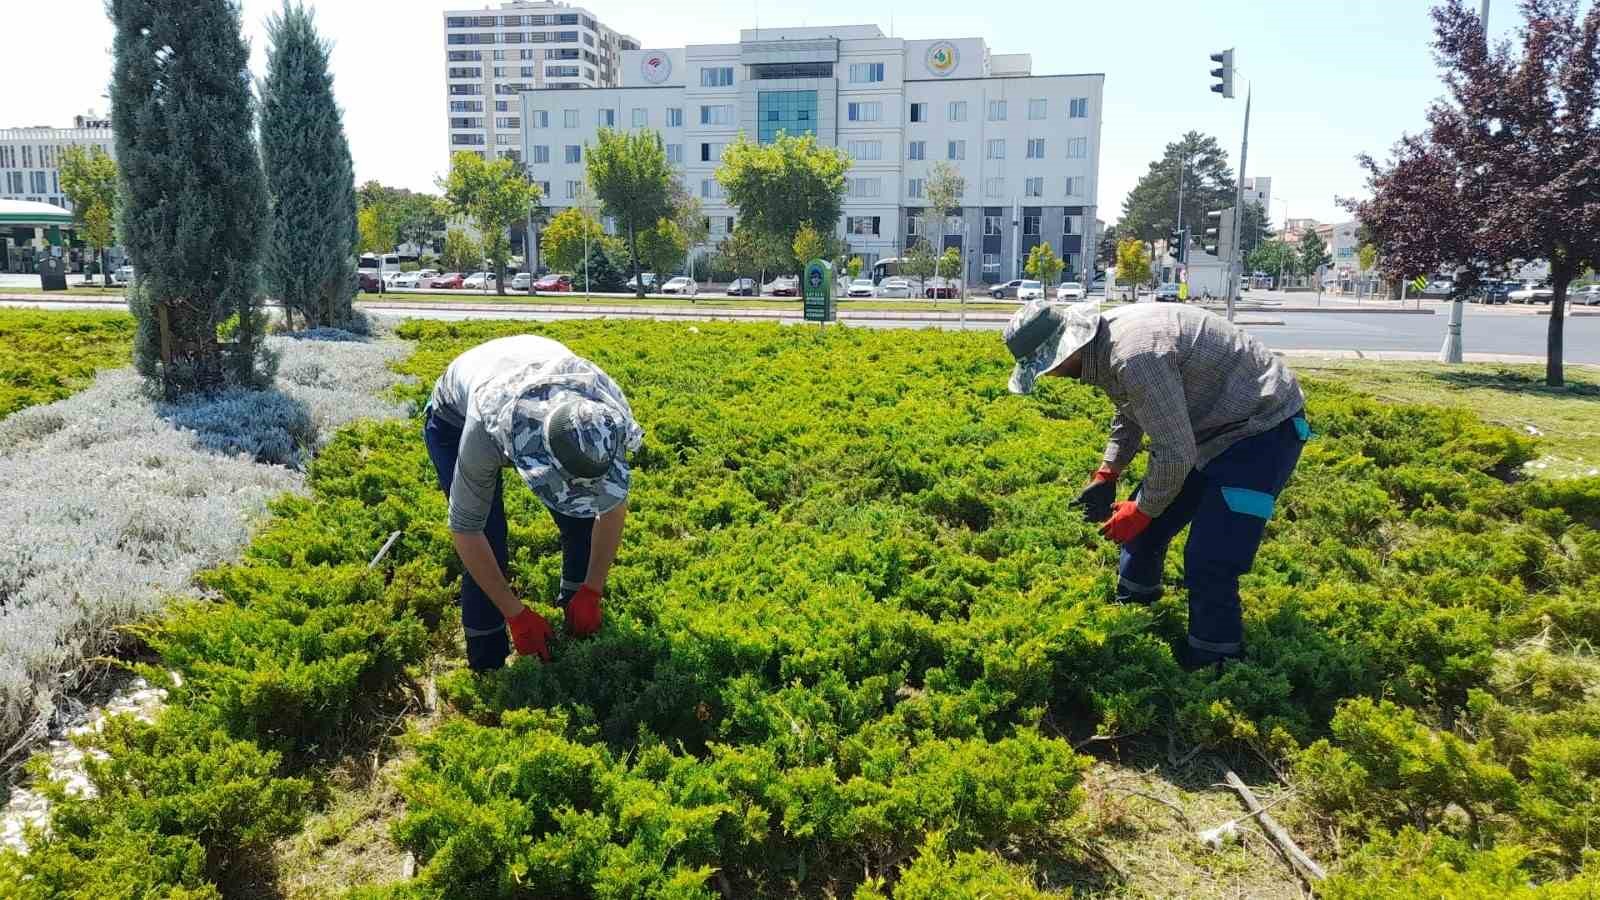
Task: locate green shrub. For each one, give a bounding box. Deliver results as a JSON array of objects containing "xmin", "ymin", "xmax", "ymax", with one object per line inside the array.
[{"xmin": 0, "ymin": 309, "xmax": 133, "ymax": 417}]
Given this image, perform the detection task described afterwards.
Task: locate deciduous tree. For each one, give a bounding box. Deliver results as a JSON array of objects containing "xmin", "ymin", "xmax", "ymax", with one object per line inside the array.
[
  {"xmin": 1025, "ymin": 242, "xmax": 1063, "ymax": 288},
  {"xmin": 439, "ymin": 228, "xmax": 481, "ymax": 274},
  {"xmin": 638, "ymin": 217, "xmax": 687, "ymax": 282},
  {"xmin": 792, "ymin": 223, "xmax": 827, "ymax": 266},
  {"xmin": 585, "ymin": 129, "xmax": 673, "ymax": 297},
  {"xmin": 439, "ymin": 152, "xmax": 540, "ymax": 295},
  {"xmin": 260, "ymin": 1, "xmax": 357, "ymax": 329},
  {"xmin": 542, "ymin": 207, "xmax": 604, "ymax": 276},
  {"xmin": 110, "ymin": 0, "xmax": 273, "ymax": 396},
  {"xmin": 57, "ymin": 146, "xmax": 118, "ymax": 288},
  {"xmin": 1116, "ymin": 238, "xmax": 1153, "ymax": 291},
  {"xmin": 1349, "ymin": 0, "xmax": 1600, "ymax": 385},
  {"xmin": 718, "ymin": 133, "xmax": 850, "ymax": 272},
  {"xmin": 1298, "ymin": 229, "xmax": 1332, "ymax": 279}
]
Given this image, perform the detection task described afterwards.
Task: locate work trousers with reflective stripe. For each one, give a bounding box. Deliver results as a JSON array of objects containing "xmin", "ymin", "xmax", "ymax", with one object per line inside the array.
[
  {"xmin": 423, "ymin": 409, "xmax": 594, "ymax": 671},
  {"xmin": 1117, "ymin": 412, "xmax": 1308, "ymax": 657}
]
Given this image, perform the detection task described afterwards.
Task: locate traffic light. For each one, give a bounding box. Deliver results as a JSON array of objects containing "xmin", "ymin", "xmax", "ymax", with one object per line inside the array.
[
  {"xmin": 1204, "ymin": 209, "xmax": 1223, "ymax": 256},
  {"xmin": 1169, "ymin": 229, "xmax": 1186, "ymax": 263},
  {"xmin": 1210, "ymin": 49, "xmax": 1235, "ymax": 99}
]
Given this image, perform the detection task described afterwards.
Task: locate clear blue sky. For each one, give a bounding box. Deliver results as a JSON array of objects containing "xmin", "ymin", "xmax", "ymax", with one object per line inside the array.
[{"xmin": 1, "ymin": 0, "xmax": 1533, "ymax": 226}]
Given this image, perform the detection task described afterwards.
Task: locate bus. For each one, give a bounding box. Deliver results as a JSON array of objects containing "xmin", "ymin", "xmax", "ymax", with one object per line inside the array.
[{"xmin": 870, "ymin": 258, "xmax": 903, "ymax": 284}]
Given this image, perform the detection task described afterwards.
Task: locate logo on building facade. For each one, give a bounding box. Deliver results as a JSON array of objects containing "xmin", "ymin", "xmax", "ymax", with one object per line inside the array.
[
  {"xmin": 925, "ymin": 42, "xmax": 959, "ymax": 77},
  {"xmin": 640, "ymin": 53, "xmax": 671, "ymax": 84}
]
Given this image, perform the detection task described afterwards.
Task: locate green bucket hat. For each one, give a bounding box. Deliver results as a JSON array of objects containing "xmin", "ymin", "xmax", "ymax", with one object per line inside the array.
[{"xmin": 1003, "ymin": 300, "xmax": 1104, "ymax": 394}]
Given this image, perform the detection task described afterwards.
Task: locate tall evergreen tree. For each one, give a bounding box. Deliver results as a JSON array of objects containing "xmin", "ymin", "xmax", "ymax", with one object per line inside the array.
[
  {"xmin": 260, "ymin": 1, "xmax": 357, "ymax": 329},
  {"xmin": 1119, "ymin": 131, "xmax": 1235, "ymax": 243},
  {"xmin": 109, "ymin": 0, "xmax": 273, "ymax": 396}
]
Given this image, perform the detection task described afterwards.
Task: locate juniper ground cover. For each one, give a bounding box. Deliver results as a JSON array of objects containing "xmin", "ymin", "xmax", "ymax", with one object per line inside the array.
[
  {"xmin": 0, "ymin": 309, "xmax": 135, "ymax": 419},
  {"xmin": 1, "ymin": 317, "xmax": 1597, "ymax": 897}
]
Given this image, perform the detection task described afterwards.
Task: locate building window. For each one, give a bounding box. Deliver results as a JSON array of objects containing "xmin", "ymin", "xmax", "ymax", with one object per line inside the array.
[
  {"xmin": 538, "ymin": 181, "xmax": 550, "ymax": 196},
  {"xmin": 449, "ymin": 85, "xmax": 482, "ymax": 95},
  {"xmin": 1064, "ymin": 215, "xmax": 1082, "ymax": 235},
  {"xmin": 1024, "ymin": 177, "xmax": 1043, "ymax": 197},
  {"xmin": 1028, "ymin": 98, "xmax": 1047, "ymax": 120},
  {"xmin": 532, "ymin": 145, "xmax": 550, "ymax": 164},
  {"xmin": 1066, "ymin": 137, "xmax": 1088, "ymax": 159},
  {"xmin": 597, "ymin": 108, "xmax": 616, "ymax": 126},
  {"xmin": 1069, "ymin": 97, "xmax": 1089, "ymax": 118},
  {"xmin": 563, "ymin": 109, "xmax": 579, "ymax": 127},
  {"xmin": 905, "ymin": 213, "xmax": 923, "ymax": 237},
  {"xmin": 565, "ymin": 180, "xmax": 582, "ymax": 199},
  {"xmin": 948, "ymin": 100, "xmax": 967, "ymax": 122},
  {"xmin": 983, "ymin": 215, "xmax": 1002, "ymax": 236},
  {"xmin": 701, "ymin": 143, "xmax": 712, "ymax": 161},
  {"xmin": 521, "ymin": 66, "xmax": 536, "ymax": 78},
  {"xmin": 496, "ymin": 133, "xmax": 518, "ymax": 146},
  {"xmin": 448, "ymin": 50, "xmax": 482, "ymax": 61},
  {"xmin": 700, "ymin": 66, "xmax": 734, "ymax": 87},
  {"xmin": 983, "ymin": 252, "xmax": 1000, "ymax": 274},
  {"xmin": 451, "ymin": 133, "xmax": 485, "ymax": 146},
  {"xmin": 987, "ymin": 99, "xmax": 1007, "ymax": 121},
  {"xmin": 701, "ymin": 178, "xmax": 723, "ymax": 199},
  {"xmin": 1023, "ymin": 214, "xmax": 1040, "ymax": 235},
  {"xmin": 666, "ymin": 107, "xmax": 683, "ymax": 127},
  {"xmin": 1064, "ymin": 252, "xmax": 1081, "ymax": 273},
  {"xmin": 947, "ymin": 140, "xmax": 965, "ymax": 160},
  {"xmin": 907, "ymin": 141, "xmax": 925, "ymax": 161},
  {"xmin": 1026, "ymin": 138, "xmax": 1045, "ymax": 159},
  {"xmin": 1064, "ymin": 176, "xmax": 1080, "ymax": 197},
  {"xmin": 495, "ymin": 100, "xmax": 511, "ymax": 111},
  {"xmin": 545, "ymin": 66, "xmax": 581, "ymax": 78},
  {"xmin": 666, "ymin": 144, "xmax": 683, "ymax": 163},
  {"xmin": 757, "ymin": 90, "xmax": 817, "ymax": 141},
  {"xmin": 847, "ymin": 177, "xmax": 882, "ymax": 198},
  {"xmin": 31, "ymin": 171, "xmax": 50, "ymax": 193},
  {"xmin": 496, "ymin": 116, "xmax": 520, "ymax": 128},
  {"xmin": 848, "ymin": 62, "xmax": 885, "ymax": 83},
  {"xmin": 846, "ymin": 216, "xmax": 881, "ymax": 235},
  {"xmin": 847, "ymin": 101, "xmax": 882, "ymax": 122},
  {"xmin": 520, "ymin": 49, "xmax": 535, "ymax": 60},
  {"xmin": 848, "ymin": 140, "xmax": 883, "ymax": 160},
  {"xmin": 700, "ymin": 104, "xmax": 734, "ymax": 125},
  {"xmin": 565, "ymin": 145, "xmax": 581, "ymax": 163},
  {"xmin": 986, "ymin": 139, "xmax": 1005, "ymax": 160},
  {"xmin": 529, "ymin": 109, "xmax": 549, "ymax": 127},
  {"xmin": 632, "ymin": 108, "xmax": 647, "ymax": 127},
  {"xmin": 450, "ymin": 101, "xmax": 483, "ymax": 112},
  {"xmin": 909, "ymin": 102, "xmax": 928, "ymax": 123},
  {"xmin": 449, "ymin": 66, "xmax": 482, "ymax": 78},
  {"xmin": 907, "ymin": 178, "xmax": 925, "ymax": 199},
  {"xmin": 984, "ymin": 177, "xmax": 1004, "ymax": 198}
]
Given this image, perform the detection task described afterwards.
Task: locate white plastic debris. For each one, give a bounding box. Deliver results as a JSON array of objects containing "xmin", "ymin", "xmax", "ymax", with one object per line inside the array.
[
  {"xmin": 687, "ymin": 325, "xmax": 700, "ymax": 334},
  {"xmin": 1525, "ymin": 425, "xmax": 1543, "ymax": 436},
  {"xmin": 1198, "ymin": 821, "xmax": 1240, "ymax": 850}
]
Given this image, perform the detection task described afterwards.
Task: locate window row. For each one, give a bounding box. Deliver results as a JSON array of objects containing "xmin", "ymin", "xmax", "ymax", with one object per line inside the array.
[
  {"xmin": 903, "ymin": 97, "xmax": 1094, "ymax": 124},
  {"xmin": 907, "ymin": 177, "xmax": 1087, "ymax": 200}
]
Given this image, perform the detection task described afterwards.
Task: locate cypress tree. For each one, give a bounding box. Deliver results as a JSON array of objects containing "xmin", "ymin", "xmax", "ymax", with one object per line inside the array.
[
  {"xmin": 109, "ymin": 0, "xmax": 273, "ymax": 397},
  {"xmin": 260, "ymin": 1, "xmax": 357, "ymax": 329}
]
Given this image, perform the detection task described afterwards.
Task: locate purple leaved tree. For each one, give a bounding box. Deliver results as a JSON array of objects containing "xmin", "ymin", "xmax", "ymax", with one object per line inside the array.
[{"xmin": 1349, "ymin": 0, "xmax": 1600, "ymax": 386}]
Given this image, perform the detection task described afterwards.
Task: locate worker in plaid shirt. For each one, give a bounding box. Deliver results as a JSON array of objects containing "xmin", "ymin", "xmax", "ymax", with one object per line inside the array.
[{"xmin": 1003, "ymin": 300, "xmax": 1309, "ymax": 671}]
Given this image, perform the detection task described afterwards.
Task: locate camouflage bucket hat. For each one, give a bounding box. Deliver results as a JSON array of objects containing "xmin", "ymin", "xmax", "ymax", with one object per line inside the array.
[
  {"xmin": 1003, "ymin": 300, "xmax": 1104, "ymax": 395},
  {"xmin": 482, "ymin": 357, "xmax": 643, "ymax": 519}
]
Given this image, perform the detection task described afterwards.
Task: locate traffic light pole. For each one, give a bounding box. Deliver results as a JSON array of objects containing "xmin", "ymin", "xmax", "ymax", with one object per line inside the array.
[{"xmin": 1227, "ymin": 85, "xmax": 1251, "ymax": 323}]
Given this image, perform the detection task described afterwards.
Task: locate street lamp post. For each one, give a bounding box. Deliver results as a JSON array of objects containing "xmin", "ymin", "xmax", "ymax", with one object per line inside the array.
[{"xmin": 1273, "ymin": 197, "xmax": 1289, "ymax": 290}]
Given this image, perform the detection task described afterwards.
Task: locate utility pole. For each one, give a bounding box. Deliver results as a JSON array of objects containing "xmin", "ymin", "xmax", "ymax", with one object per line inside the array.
[
  {"xmin": 1010, "ymin": 196, "xmax": 1020, "ymax": 282},
  {"xmin": 1441, "ymin": 0, "xmax": 1487, "ymax": 362},
  {"xmin": 1227, "ymin": 86, "xmax": 1251, "ymax": 323}
]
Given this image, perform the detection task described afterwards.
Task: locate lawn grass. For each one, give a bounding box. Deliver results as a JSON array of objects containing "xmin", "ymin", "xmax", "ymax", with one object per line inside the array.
[
  {"xmin": 355, "ymin": 290, "xmax": 1021, "ymax": 314},
  {"xmin": 0, "ymin": 308, "xmax": 135, "ymax": 419},
  {"xmin": 1297, "ymin": 359, "xmax": 1600, "ymax": 480},
  {"xmin": 0, "ymin": 285, "xmax": 130, "ymax": 297}
]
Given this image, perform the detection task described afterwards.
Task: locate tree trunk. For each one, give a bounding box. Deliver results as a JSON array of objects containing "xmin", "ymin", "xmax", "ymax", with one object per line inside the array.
[
  {"xmin": 100, "ymin": 248, "xmax": 109, "ymax": 288},
  {"xmin": 1548, "ymin": 275, "xmax": 1568, "ymax": 387},
  {"xmin": 630, "ymin": 223, "xmax": 643, "ymax": 299}
]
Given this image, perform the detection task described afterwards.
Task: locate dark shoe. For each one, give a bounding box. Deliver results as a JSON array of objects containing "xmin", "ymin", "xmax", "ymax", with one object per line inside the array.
[{"xmin": 1178, "ymin": 643, "xmax": 1242, "ymax": 673}]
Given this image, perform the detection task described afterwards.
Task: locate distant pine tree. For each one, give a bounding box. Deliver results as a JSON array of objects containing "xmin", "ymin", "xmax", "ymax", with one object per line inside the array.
[
  {"xmin": 260, "ymin": 1, "xmax": 357, "ymax": 329},
  {"xmin": 109, "ymin": 0, "xmax": 273, "ymax": 397}
]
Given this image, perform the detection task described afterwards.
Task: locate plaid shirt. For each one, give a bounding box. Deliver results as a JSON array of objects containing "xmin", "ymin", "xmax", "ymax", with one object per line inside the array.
[{"xmin": 1079, "ymin": 304, "xmax": 1304, "ymax": 517}]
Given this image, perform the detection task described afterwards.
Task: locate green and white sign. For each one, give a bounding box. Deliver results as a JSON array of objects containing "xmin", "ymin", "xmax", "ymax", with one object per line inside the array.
[
  {"xmin": 803, "ymin": 259, "xmax": 835, "ymax": 323},
  {"xmin": 1411, "ymin": 275, "xmax": 1428, "ymax": 292}
]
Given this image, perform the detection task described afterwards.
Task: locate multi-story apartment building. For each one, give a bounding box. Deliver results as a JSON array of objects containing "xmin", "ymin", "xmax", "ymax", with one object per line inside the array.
[
  {"xmin": 1242, "ymin": 176, "xmax": 1271, "ymax": 215},
  {"xmin": 443, "ymin": 1, "xmax": 638, "ymax": 167},
  {"xmin": 522, "ymin": 24, "xmax": 1103, "ymax": 283},
  {"xmin": 0, "ymin": 113, "xmax": 115, "ymax": 211}
]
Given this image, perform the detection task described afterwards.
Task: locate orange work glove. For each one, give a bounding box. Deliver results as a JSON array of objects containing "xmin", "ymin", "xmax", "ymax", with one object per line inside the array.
[
  {"xmin": 1100, "ymin": 500, "xmax": 1153, "ymax": 543},
  {"xmin": 507, "ymin": 607, "xmax": 554, "ymax": 662},
  {"xmin": 566, "ymin": 584, "xmax": 603, "ymax": 637}
]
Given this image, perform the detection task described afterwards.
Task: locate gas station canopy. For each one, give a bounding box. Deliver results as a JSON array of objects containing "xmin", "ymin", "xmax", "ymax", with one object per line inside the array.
[{"xmin": 0, "ymin": 198, "xmax": 75, "ymax": 228}]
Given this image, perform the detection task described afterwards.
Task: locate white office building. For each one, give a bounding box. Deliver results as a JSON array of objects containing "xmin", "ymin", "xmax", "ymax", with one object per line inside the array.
[
  {"xmin": 0, "ymin": 113, "xmax": 116, "ymax": 273},
  {"xmin": 521, "ymin": 24, "xmax": 1103, "ymax": 283},
  {"xmin": 444, "ymin": 1, "xmax": 639, "ymax": 166},
  {"xmin": 1242, "ymin": 176, "xmax": 1271, "ymax": 214}
]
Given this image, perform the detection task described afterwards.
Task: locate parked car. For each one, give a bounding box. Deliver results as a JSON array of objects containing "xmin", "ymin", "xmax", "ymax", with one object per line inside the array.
[
  {"xmin": 462, "ymin": 271, "xmax": 497, "ymax": 290},
  {"xmin": 1572, "ymin": 284, "xmax": 1600, "ymax": 306},
  {"xmin": 1088, "ymin": 276, "xmax": 1107, "ymax": 294},
  {"xmin": 511, "ymin": 272, "xmax": 533, "ymax": 292},
  {"xmin": 111, "ymin": 265, "xmax": 135, "ymax": 286},
  {"xmin": 847, "ymin": 278, "xmax": 877, "ymax": 298},
  {"xmin": 357, "ymin": 271, "xmax": 381, "ymax": 293},
  {"xmin": 533, "ymin": 273, "xmax": 573, "ymax": 293},
  {"xmin": 924, "ymin": 277, "xmax": 961, "ymax": 299},
  {"xmin": 990, "ymin": 279, "xmax": 1026, "ymax": 300},
  {"xmin": 1474, "ymin": 281, "xmax": 1512, "ymax": 304},
  {"xmin": 875, "ymin": 277, "xmax": 912, "ymax": 299},
  {"xmin": 1055, "ymin": 281, "xmax": 1085, "ymax": 302},
  {"xmin": 1155, "ymin": 283, "xmax": 1182, "ymax": 302},
  {"xmin": 1016, "ymin": 280, "xmax": 1045, "ymax": 301},
  {"xmin": 1510, "ymin": 285, "xmax": 1554, "ymax": 303},
  {"xmin": 763, "ymin": 276, "xmax": 799, "ymax": 297},
  {"xmin": 416, "ymin": 268, "xmax": 440, "ymax": 282},
  {"xmin": 726, "ymin": 277, "xmax": 757, "ymax": 296},
  {"xmin": 624, "ymin": 273, "xmax": 659, "ymax": 291},
  {"xmin": 389, "ymin": 271, "xmax": 425, "ymax": 289},
  {"xmin": 661, "ymin": 276, "xmax": 698, "ymax": 296},
  {"xmin": 428, "ymin": 272, "xmax": 464, "ymax": 290}
]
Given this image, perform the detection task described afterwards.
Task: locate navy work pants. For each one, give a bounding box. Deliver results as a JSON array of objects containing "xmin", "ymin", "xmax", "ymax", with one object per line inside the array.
[
  {"xmin": 1116, "ymin": 412, "xmax": 1308, "ymax": 657},
  {"xmin": 423, "ymin": 409, "xmax": 593, "ymax": 671}
]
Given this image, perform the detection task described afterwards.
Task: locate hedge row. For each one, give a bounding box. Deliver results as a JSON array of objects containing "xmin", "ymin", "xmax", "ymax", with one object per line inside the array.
[{"xmin": 3, "ymin": 319, "xmax": 1598, "ymax": 897}]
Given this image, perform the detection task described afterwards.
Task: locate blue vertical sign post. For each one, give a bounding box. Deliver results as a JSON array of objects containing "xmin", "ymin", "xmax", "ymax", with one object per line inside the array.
[{"xmin": 803, "ymin": 258, "xmax": 834, "ymax": 326}]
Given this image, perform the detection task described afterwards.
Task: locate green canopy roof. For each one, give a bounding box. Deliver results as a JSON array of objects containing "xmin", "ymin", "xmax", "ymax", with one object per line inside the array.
[{"xmin": 0, "ymin": 198, "xmax": 75, "ymax": 226}]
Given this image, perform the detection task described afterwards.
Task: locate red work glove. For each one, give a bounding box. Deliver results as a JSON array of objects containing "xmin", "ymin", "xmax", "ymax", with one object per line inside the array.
[
  {"xmin": 566, "ymin": 584, "xmax": 603, "ymax": 637},
  {"xmin": 1100, "ymin": 501, "xmax": 1153, "ymax": 544},
  {"xmin": 507, "ymin": 607, "xmax": 554, "ymax": 662},
  {"xmin": 1091, "ymin": 465, "xmax": 1121, "ymax": 483}
]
